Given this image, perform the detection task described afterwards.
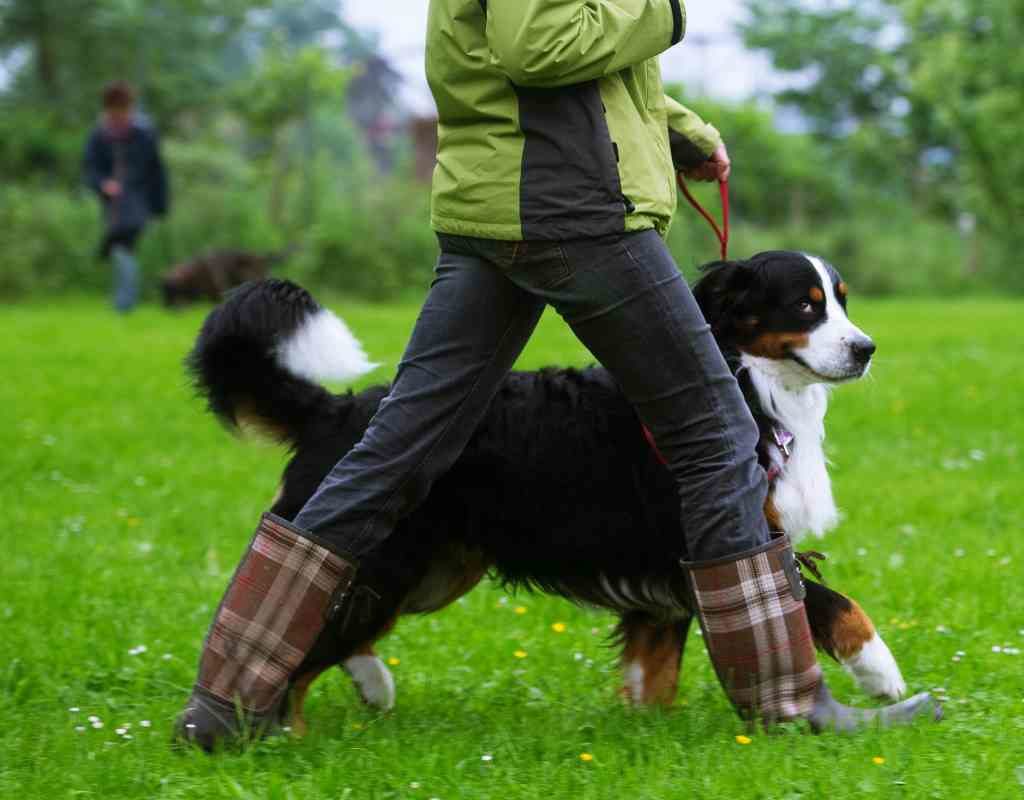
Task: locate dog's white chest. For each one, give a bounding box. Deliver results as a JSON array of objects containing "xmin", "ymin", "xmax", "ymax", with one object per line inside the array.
[
  {"xmin": 773, "ymin": 434, "xmax": 838, "ymax": 541},
  {"xmin": 744, "ymin": 360, "xmax": 840, "ymax": 541}
]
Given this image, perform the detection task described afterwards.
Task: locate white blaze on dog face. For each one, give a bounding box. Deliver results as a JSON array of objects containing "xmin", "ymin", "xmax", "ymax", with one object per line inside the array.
[{"xmin": 788, "ymin": 255, "xmax": 876, "ymax": 383}]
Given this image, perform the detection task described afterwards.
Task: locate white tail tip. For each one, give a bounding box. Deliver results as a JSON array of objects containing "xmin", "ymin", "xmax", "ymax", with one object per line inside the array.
[{"xmin": 276, "ymin": 308, "xmax": 378, "ymax": 383}]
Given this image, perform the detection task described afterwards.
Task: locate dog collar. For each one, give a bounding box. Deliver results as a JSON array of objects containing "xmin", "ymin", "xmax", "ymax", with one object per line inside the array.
[{"xmin": 764, "ymin": 426, "xmax": 794, "ymax": 482}]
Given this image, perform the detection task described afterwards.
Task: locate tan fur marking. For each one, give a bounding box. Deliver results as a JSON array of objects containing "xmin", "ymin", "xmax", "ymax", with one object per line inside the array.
[
  {"xmin": 832, "ymin": 601, "xmax": 876, "ymax": 660},
  {"xmin": 287, "ymin": 665, "xmax": 331, "ymax": 737},
  {"xmin": 235, "ymin": 402, "xmax": 290, "ymax": 443},
  {"xmin": 619, "ymin": 617, "xmax": 688, "ymax": 707},
  {"xmin": 743, "ymin": 332, "xmax": 810, "ymax": 359},
  {"xmin": 837, "ymin": 282, "xmax": 848, "ymax": 297},
  {"xmin": 809, "ymin": 287, "xmax": 825, "ymax": 302},
  {"xmin": 763, "ymin": 494, "xmax": 783, "ymax": 533}
]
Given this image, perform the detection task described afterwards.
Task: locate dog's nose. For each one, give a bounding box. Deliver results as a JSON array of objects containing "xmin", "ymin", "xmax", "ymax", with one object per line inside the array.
[{"xmin": 850, "ymin": 337, "xmax": 876, "ymax": 364}]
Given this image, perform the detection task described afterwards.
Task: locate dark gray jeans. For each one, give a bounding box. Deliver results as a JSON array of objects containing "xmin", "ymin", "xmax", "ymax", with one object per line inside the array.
[{"xmin": 294, "ymin": 229, "xmax": 770, "ymax": 562}]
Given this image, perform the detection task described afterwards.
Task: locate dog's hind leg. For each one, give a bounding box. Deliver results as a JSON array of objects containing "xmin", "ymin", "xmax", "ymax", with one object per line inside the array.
[
  {"xmin": 617, "ymin": 612, "xmax": 693, "ymax": 707},
  {"xmin": 803, "ymin": 579, "xmax": 907, "ymax": 700},
  {"xmin": 287, "ymin": 665, "xmax": 333, "ymax": 737}
]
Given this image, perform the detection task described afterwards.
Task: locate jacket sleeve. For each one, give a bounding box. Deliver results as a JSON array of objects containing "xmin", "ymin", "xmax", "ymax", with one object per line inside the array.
[
  {"xmin": 82, "ymin": 130, "xmax": 106, "ymax": 196},
  {"xmin": 146, "ymin": 131, "xmax": 170, "ymax": 217},
  {"xmin": 484, "ymin": 0, "xmax": 685, "ymax": 88},
  {"xmin": 664, "ymin": 94, "xmax": 721, "ymax": 170}
]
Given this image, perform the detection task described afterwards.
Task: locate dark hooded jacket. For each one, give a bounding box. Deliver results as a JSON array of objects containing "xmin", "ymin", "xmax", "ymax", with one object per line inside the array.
[{"xmin": 82, "ymin": 118, "xmax": 169, "ymax": 254}]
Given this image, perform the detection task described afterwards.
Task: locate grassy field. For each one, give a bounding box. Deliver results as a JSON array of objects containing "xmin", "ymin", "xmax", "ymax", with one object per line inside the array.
[{"xmin": 2, "ymin": 294, "xmax": 1022, "ymax": 799}]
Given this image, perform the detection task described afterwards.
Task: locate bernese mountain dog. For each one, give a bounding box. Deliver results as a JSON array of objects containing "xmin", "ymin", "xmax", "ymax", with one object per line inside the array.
[{"xmin": 187, "ymin": 251, "xmax": 906, "ymax": 732}]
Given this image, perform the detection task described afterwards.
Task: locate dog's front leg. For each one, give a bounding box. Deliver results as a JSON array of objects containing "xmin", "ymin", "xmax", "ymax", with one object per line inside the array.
[
  {"xmin": 803, "ymin": 579, "xmax": 907, "ymax": 700},
  {"xmin": 617, "ymin": 612, "xmax": 692, "ymax": 707}
]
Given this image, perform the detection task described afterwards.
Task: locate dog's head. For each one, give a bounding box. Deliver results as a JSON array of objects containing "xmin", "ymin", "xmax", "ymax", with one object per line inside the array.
[{"xmin": 693, "ymin": 251, "xmax": 875, "ymax": 385}]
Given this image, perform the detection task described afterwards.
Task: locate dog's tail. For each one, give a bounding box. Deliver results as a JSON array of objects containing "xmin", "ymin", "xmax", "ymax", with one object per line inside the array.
[{"xmin": 186, "ymin": 279, "xmax": 378, "ymax": 446}]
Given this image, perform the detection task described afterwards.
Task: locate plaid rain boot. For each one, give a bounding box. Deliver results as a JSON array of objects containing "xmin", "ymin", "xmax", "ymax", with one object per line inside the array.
[
  {"xmin": 683, "ymin": 536, "xmax": 941, "ymax": 731},
  {"xmin": 176, "ymin": 513, "xmax": 357, "ymax": 751}
]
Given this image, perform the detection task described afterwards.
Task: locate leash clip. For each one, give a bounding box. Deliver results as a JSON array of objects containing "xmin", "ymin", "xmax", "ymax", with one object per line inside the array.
[{"xmin": 772, "ymin": 427, "xmax": 794, "ymax": 459}]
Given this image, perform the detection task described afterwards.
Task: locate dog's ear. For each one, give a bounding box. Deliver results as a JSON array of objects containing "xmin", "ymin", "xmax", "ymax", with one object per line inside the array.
[{"xmin": 692, "ymin": 260, "xmax": 754, "ymax": 332}]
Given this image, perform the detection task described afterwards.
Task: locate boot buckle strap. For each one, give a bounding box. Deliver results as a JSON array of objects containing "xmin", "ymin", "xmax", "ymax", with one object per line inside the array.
[{"xmin": 780, "ymin": 547, "xmax": 807, "ymax": 601}]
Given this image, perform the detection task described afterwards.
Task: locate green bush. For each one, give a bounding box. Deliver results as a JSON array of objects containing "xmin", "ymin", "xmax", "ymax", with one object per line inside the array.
[
  {"xmin": 290, "ymin": 166, "xmax": 437, "ymax": 300},
  {"xmin": 0, "ymin": 133, "xmax": 994, "ymax": 303},
  {"xmin": 0, "ymin": 184, "xmax": 103, "ymax": 297},
  {"xmin": 0, "ymin": 140, "xmax": 279, "ymax": 300},
  {"xmin": 668, "ymin": 184, "xmax": 971, "ymax": 296}
]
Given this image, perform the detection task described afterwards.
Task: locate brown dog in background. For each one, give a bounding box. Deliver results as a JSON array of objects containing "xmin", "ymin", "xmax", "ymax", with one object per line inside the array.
[{"xmin": 161, "ymin": 249, "xmax": 293, "ymax": 307}]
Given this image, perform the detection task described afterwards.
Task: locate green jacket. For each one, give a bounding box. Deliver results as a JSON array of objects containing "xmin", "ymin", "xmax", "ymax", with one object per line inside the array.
[{"xmin": 426, "ymin": 0, "xmax": 722, "ymax": 241}]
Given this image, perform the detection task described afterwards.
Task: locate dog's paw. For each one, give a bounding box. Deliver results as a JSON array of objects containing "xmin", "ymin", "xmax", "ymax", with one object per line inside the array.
[
  {"xmin": 343, "ymin": 655, "xmax": 396, "ymax": 711},
  {"xmin": 840, "ymin": 632, "xmax": 907, "ymax": 701}
]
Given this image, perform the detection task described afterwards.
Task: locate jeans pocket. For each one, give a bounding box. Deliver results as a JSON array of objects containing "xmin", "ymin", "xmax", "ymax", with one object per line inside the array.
[{"xmin": 519, "ymin": 243, "xmax": 573, "ymax": 289}]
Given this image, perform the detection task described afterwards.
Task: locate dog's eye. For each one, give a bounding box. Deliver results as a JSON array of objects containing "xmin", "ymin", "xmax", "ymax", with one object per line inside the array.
[{"xmin": 796, "ymin": 301, "xmax": 816, "ymax": 315}]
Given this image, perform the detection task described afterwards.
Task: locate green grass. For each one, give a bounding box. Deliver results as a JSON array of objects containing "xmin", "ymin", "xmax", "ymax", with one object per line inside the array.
[{"xmin": 2, "ymin": 295, "xmax": 1023, "ymax": 799}]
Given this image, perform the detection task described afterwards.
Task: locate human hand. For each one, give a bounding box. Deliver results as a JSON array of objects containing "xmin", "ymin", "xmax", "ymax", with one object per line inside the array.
[
  {"xmin": 101, "ymin": 179, "xmax": 122, "ymax": 198},
  {"xmin": 681, "ymin": 143, "xmax": 731, "ymax": 183}
]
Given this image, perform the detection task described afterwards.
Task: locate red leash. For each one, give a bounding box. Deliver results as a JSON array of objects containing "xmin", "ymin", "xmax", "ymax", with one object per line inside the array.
[
  {"xmin": 643, "ymin": 176, "xmax": 731, "ymax": 467},
  {"xmin": 678, "ymin": 175, "xmax": 730, "ymax": 260}
]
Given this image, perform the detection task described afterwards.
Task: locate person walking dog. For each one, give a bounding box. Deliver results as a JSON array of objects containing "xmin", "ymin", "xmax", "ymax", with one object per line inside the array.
[
  {"xmin": 83, "ymin": 81, "xmax": 169, "ymax": 313},
  {"xmin": 178, "ymin": 1, "xmax": 937, "ymax": 748}
]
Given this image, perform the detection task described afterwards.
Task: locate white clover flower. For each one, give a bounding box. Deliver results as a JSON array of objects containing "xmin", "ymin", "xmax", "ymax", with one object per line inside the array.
[
  {"xmin": 140, "ymin": 720, "xmax": 151, "ymax": 728},
  {"xmin": 481, "ymin": 754, "xmax": 493, "ymax": 762},
  {"xmin": 92, "ymin": 721, "xmax": 104, "ymax": 729},
  {"xmin": 69, "ymin": 707, "xmax": 80, "ymax": 713}
]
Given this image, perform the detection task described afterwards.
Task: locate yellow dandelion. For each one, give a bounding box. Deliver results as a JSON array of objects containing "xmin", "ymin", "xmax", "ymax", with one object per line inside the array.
[
  {"xmin": 514, "ymin": 649, "xmax": 528, "ymax": 659},
  {"xmin": 579, "ymin": 753, "xmax": 594, "ymax": 762},
  {"xmin": 735, "ymin": 735, "xmax": 752, "ymax": 745},
  {"xmin": 387, "ymin": 657, "xmax": 400, "ymax": 666},
  {"xmin": 872, "ymin": 756, "xmax": 886, "ymax": 766},
  {"xmin": 551, "ymin": 622, "xmax": 567, "ymax": 633},
  {"xmin": 514, "ymin": 606, "xmax": 527, "ymax": 615}
]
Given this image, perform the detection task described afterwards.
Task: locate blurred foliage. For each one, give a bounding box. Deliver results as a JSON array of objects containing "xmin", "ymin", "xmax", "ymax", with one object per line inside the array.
[
  {"xmin": 0, "ymin": 0, "xmax": 1019, "ymax": 300},
  {"xmin": 741, "ymin": 0, "xmax": 1021, "ymax": 291}
]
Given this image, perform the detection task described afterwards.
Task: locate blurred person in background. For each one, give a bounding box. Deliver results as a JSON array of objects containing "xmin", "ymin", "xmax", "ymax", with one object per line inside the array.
[{"xmin": 82, "ymin": 81, "xmax": 169, "ymax": 313}]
